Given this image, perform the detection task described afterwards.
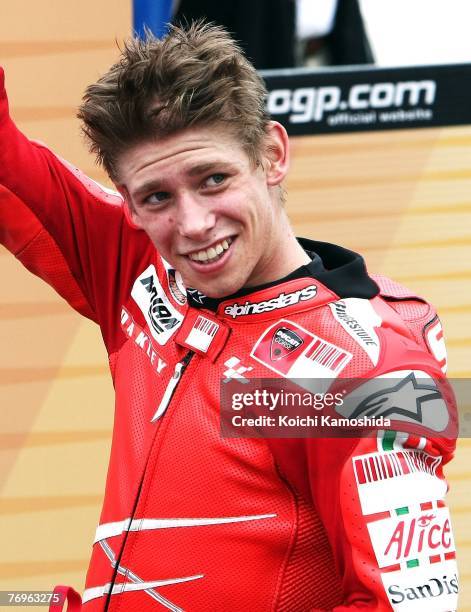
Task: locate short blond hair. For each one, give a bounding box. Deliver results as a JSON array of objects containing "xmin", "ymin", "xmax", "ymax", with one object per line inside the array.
[{"xmin": 78, "ymin": 21, "xmax": 270, "ymax": 180}]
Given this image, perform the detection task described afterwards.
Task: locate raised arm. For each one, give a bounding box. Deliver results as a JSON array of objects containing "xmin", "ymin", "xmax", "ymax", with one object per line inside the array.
[{"xmin": 0, "ymin": 67, "xmax": 130, "ymax": 325}]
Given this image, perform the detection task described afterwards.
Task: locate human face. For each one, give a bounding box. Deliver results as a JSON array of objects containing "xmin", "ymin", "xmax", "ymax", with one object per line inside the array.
[{"xmin": 117, "ymin": 124, "xmax": 292, "ymax": 298}]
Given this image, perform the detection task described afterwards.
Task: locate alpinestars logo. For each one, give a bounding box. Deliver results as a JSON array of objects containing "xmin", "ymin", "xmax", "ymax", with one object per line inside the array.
[
  {"xmin": 131, "ymin": 265, "xmax": 183, "ymax": 345},
  {"xmin": 352, "ymin": 372, "xmax": 440, "ymax": 420},
  {"xmin": 224, "ymin": 285, "xmax": 317, "ymax": 318},
  {"xmin": 270, "ymin": 327, "xmax": 304, "ymax": 361},
  {"xmin": 187, "ymin": 288, "xmax": 206, "ymax": 305},
  {"xmin": 337, "ymin": 371, "xmax": 450, "ymax": 432}
]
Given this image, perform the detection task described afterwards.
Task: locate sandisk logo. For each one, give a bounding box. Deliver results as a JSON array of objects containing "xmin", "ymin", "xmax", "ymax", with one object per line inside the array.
[{"xmin": 224, "ymin": 285, "xmax": 317, "ymax": 318}]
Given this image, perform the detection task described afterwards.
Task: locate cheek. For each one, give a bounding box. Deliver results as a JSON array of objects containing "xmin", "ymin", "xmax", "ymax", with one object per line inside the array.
[
  {"xmin": 250, "ymin": 198, "xmax": 272, "ymax": 229},
  {"xmin": 143, "ymin": 216, "xmax": 175, "ymax": 250}
]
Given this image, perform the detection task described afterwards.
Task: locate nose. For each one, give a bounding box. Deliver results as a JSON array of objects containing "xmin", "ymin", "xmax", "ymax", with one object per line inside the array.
[{"xmin": 176, "ymin": 192, "xmax": 216, "ymax": 239}]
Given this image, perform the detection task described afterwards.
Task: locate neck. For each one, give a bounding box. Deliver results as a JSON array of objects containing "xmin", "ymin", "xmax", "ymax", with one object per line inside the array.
[{"xmin": 246, "ymin": 214, "xmax": 311, "ymax": 288}]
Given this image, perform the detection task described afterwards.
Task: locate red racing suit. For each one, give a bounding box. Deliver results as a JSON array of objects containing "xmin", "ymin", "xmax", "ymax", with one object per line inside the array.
[{"xmin": 0, "ymin": 68, "xmax": 459, "ymax": 611}]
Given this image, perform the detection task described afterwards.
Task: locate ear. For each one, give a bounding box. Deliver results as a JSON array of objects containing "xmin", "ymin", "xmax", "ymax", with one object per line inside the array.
[
  {"xmin": 262, "ymin": 121, "xmax": 290, "ymax": 187},
  {"xmin": 117, "ymin": 185, "xmax": 143, "ymax": 230}
]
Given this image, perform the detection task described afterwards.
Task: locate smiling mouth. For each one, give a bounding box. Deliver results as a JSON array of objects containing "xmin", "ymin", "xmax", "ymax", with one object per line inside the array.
[{"xmin": 187, "ymin": 237, "xmax": 234, "ymax": 265}]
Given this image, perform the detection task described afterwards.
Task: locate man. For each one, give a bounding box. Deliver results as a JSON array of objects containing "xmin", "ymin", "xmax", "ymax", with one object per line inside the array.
[{"xmin": 0, "ymin": 22, "xmax": 458, "ymax": 611}]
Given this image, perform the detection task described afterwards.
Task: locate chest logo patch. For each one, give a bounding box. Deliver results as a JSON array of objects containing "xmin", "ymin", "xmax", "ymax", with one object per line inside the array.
[
  {"xmin": 131, "ymin": 265, "xmax": 183, "ymax": 345},
  {"xmin": 251, "ymin": 319, "xmax": 352, "ymax": 381},
  {"xmin": 270, "ymin": 327, "xmax": 304, "ymax": 361}
]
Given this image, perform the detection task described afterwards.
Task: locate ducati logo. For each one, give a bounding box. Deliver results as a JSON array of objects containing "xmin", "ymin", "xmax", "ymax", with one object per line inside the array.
[{"xmin": 270, "ymin": 327, "xmax": 304, "ymax": 361}]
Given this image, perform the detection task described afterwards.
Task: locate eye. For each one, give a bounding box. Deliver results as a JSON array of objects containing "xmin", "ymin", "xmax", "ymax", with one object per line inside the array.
[
  {"xmin": 145, "ymin": 191, "xmax": 171, "ymax": 204},
  {"xmin": 204, "ymin": 173, "xmax": 226, "ymax": 188}
]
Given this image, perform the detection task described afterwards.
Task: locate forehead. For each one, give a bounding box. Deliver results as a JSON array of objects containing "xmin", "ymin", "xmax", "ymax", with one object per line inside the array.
[{"xmin": 116, "ymin": 125, "xmax": 250, "ymax": 186}]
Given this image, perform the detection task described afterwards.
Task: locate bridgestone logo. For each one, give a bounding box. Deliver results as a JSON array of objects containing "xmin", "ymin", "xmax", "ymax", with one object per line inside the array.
[
  {"xmin": 224, "ymin": 285, "xmax": 317, "ymax": 318},
  {"xmin": 267, "ymin": 80, "xmax": 436, "ymax": 123},
  {"xmin": 332, "ymin": 302, "xmax": 377, "ymax": 345}
]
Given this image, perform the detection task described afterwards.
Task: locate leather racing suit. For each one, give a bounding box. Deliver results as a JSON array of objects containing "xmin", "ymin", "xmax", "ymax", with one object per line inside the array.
[{"xmin": 0, "ymin": 68, "xmax": 459, "ymax": 611}]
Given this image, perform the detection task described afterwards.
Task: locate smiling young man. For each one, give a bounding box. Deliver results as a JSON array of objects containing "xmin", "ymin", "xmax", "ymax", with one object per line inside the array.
[
  {"xmin": 0, "ymin": 22, "xmax": 459, "ymax": 612},
  {"xmin": 118, "ymin": 123, "xmax": 310, "ymax": 298}
]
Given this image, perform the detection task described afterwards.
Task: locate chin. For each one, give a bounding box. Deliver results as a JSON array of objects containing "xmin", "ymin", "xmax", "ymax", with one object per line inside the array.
[
  {"xmin": 199, "ymin": 286, "xmax": 237, "ymax": 299},
  {"xmin": 197, "ymin": 278, "xmax": 246, "ymax": 299}
]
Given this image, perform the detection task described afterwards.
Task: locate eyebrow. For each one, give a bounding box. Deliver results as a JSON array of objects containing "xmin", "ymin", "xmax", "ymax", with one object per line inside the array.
[
  {"xmin": 134, "ymin": 179, "xmax": 164, "ymax": 197},
  {"xmin": 133, "ymin": 162, "xmax": 236, "ymax": 197},
  {"xmin": 187, "ymin": 161, "xmax": 232, "ymax": 177}
]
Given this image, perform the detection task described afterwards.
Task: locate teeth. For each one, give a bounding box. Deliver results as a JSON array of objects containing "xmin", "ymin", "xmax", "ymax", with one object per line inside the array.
[{"xmin": 189, "ymin": 238, "xmax": 232, "ymax": 264}]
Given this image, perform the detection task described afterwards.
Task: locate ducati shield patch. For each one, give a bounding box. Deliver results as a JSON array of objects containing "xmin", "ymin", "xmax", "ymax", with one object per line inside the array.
[{"xmin": 270, "ymin": 327, "xmax": 304, "ymax": 361}]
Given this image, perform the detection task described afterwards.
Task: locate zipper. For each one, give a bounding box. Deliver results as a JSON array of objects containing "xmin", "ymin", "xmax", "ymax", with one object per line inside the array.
[
  {"xmin": 104, "ymin": 349, "xmax": 194, "ymax": 611},
  {"xmin": 151, "ymin": 350, "xmax": 194, "ymax": 422}
]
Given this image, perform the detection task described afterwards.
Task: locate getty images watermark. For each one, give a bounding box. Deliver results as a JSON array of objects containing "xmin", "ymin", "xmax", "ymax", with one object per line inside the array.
[
  {"xmin": 220, "ymin": 376, "xmax": 461, "ymax": 439},
  {"xmin": 230, "ymin": 387, "xmax": 385, "ymax": 428}
]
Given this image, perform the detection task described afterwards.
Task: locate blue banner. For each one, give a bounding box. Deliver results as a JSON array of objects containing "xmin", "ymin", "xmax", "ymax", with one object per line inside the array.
[{"xmin": 133, "ymin": 0, "xmax": 173, "ymax": 38}]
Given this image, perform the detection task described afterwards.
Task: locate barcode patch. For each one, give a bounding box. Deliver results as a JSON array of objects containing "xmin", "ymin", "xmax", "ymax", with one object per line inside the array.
[
  {"xmin": 354, "ymin": 451, "xmax": 442, "ymax": 485},
  {"xmin": 304, "ymin": 338, "xmax": 350, "ymax": 373},
  {"xmin": 184, "ymin": 315, "xmax": 220, "ymax": 353},
  {"xmin": 195, "ymin": 316, "xmax": 219, "ymax": 337}
]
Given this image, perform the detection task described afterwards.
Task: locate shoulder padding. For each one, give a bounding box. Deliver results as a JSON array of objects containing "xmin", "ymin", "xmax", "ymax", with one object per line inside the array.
[
  {"xmin": 371, "ymin": 274, "xmax": 442, "ymax": 359},
  {"xmin": 371, "ymin": 273, "xmax": 425, "ymax": 302}
]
